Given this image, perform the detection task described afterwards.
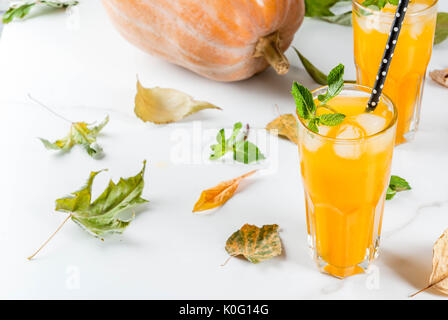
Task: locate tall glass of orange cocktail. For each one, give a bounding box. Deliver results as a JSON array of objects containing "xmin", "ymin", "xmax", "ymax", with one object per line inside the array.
[
  {"xmin": 352, "ymin": 0, "xmax": 437, "ymax": 144},
  {"xmin": 298, "ymin": 84, "xmax": 397, "ymax": 278}
]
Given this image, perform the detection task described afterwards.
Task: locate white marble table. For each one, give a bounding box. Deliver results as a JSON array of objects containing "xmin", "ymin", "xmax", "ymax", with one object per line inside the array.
[{"xmin": 1, "ymin": 0, "xmax": 447, "ymax": 300}]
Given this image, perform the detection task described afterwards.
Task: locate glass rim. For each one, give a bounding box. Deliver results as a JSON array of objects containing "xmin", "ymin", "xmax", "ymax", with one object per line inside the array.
[
  {"xmin": 297, "ymin": 84, "xmax": 398, "ymax": 142},
  {"xmin": 352, "ymin": 0, "xmax": 438, "ymax": 17}
]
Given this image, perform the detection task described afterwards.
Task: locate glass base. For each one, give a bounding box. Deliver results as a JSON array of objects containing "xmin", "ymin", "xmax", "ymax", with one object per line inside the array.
[{"xmin": 308, "ymin": 235, "xmax": 381, "ymax": 279}]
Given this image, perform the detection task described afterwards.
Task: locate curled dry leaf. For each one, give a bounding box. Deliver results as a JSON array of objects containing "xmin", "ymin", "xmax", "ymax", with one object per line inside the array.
[
  {"xmin": 39, "ymin": 115, "xmax": 109, "ymax": 159},
  {"xmin": 429, "ymin": 68, "xmax": 448, "ymax": 88},
  {"xmin": 266, "ymin": 114, "xmax": 299, "ymax": 145},
  {"xmin": 135, "ymin": 80, "xmax": 222, "ymax": 124},
  {"xmin": 193, "ymin": 170, "xmax": 256, "ymax": 212},
  {"xmin": 225, "ymin": 224, "xmax": 282, "ymax": 264},
  {"xmin": 411, "ymin": 229, "xmax": 448, "ymax": 297}
]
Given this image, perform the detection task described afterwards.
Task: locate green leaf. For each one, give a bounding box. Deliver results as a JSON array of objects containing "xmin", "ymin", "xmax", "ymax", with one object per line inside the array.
[
  {"xmin": 305, "ymin": 0, "xmax": 343, "ymax": 17},
  {"xmin": 291, "ymin": 82, "xmax": 316, "ymax": 120},
  {"xmin": 435, "ymin": 12, "xmax": 448, "ymax": 45},
  {"xmin": 39, "ymin": 116, "xmax": 109, "ymax": 158},
  {"xmin": 316, "ymin": 1, "xmax": 353, "ymax": 26},
  {"xmin": 318, "ymin": 11, "xmax": 353, "ymax": 26},
  {"xmin": 386, "ymin": 175, "xmax": 411, "ymax": 200},
  {"xmin": 209, "ymin": 123, "xmax": 265, "ymax": 163},
  {"xmin": 233, "ymin": 140, "xmax": 266, "ymax": 164},
  {"xmin": 361, "ymin": 0, "xmax": 398, "ymax": 10},
  {"xmin": 293, "ymin": 49, "xmax": 356, "ymax": 85},
  {"xmin": 389, "ymin": 175, "xmax": 411, "ymax": 192},
  {"xmin": 319, "ymin": 113, "xmax": 346, "ymax": 126},
  {"xmin": 55, "ymin": 161, "xmax": 148, "ymax": 237},
  {"xmin": 307, "ymin": 118, "xmax": 320, "ymax": 133},
  {"xmin": 318, "ymin": 64, "xmax": 345, "ymax": 104},
  {"xmin": 293, "ymin": 48, "xmax": 328, "ymax": 86},
  {"xmin": 2, "ymin": 1, "xmax": 79, "ymax": 24},
  {"xmin": 225, "ymin": 224, "xmax": 282, "ymax": 264},
  {"xmin": 2, "ymin": 3, "xmax": 35, "ymax": 24},
  {"xmin": 386, "ymin": 186, "xmax": 397, "ymax": 200}
]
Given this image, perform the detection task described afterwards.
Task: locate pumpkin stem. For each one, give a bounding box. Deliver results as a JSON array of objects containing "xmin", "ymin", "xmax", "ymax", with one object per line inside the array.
[{"xmin": 254, "ymin": 31, "xmax": 289, "ymax": 75}]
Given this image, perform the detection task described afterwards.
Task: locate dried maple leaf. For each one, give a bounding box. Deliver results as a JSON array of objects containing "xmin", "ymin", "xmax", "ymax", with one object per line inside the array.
[
  {"xmin": 411, "ymin": 229, "xmax": 448, "ymax": 297},
  {"xmin": 266, "ymin": 114, "xmax": 299, "ymax": 145},
  {"xmin": 28, "ymin": 161, "xmax": 148, "ymax": 260},
  {"xmin": 225, "ymin": 224, "xmax": 282, "ymax": 264},
  {"xmin": 135, "ymin": 80, "xmax": 221, "ymax": 124},
  {"xmin": 429, "ymin": 68, "xmax": 448, "ymax": 88},
  {"xmin": 193, "ymin": 170, "xmax": 256, "ymax": 212}
]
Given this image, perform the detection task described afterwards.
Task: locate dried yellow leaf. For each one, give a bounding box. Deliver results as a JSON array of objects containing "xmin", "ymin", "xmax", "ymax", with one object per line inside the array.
[
  {"xmin": 429, "ymin": 68, "xmax": 448, "ymax": 88},
  {"xmin": 429, "ymin": 229, "xmax": 448, "ymax": 294},
  {"xmin": 135, "ymin": 80, "xmax": 222, "ymax": 124},
  {"xmin": 193, "ymin": 170, "xmax": 256, "ymax": 212},
  {"xmin": 412, "ymin": 229, "xmax": 448, "ymax": 297},
  {"xmin": 266, "ymin": 114, "xmax": 299, "ymax": 145}
]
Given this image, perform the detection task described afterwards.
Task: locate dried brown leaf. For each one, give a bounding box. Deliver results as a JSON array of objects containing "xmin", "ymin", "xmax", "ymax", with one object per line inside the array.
[
  {"xmin": 135, "ymin": 80, "xmax": 221, "ymax": 124},
  {"xmin": 193, "ymin": 170, "xmax": 256, "ymax": 212},
  {"xmin": 225, "ymin": 224, "xmax": 282, "ymax": 264},
  {"xmin": 266, "ymin": 114, "xmax": 299, "ymax": 145},
  {"xmin": 429, "ymin": 68, "xmax": 448, "ymax": 88}
]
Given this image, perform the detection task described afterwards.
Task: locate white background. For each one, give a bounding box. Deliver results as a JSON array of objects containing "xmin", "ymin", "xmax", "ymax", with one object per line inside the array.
[{"xmin": 0, "ymin": 0, "xmax": 448, "ymax": 299}]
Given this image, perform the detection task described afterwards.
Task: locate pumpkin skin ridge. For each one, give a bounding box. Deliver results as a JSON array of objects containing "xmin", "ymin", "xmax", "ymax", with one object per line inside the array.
[
  {"xmin": 125, "ymin": 0, "xmax": 258, "ymax": 51},
  {"xmin": 103, "ymin": 0, "xmax": 305, "ymax": 81},
  {"xmin": 107, "ymin": 0, "xmax": 255, "ymax": 66},
  {"xmin": 113, "ymin": 20, "xmax": 265, "ymax": 81},
  {"xmin": 145, "ymin": 0, "xmax": 256, "ymax": 47},
  {"xmin": 106, "ymin": 3, "xmax": 256, "ymax": 69}
]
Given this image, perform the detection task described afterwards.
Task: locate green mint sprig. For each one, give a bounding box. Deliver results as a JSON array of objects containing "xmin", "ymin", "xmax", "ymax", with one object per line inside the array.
[
  {"xmin": 2, "ymin": 1, "xmax": 79, "ymax": 24},
  {"xmin": 362, "ymin": 0, "xmax": 399, "ymax": 10},
  {"xmin": 386, "ymin": 175, "xmax": 411, "ymax": 200},
  {"xmin": 210, "ymin": 122, "xmax": 265, "ymax": 164},
  {"xmin": 291, "ymin": 64, "xmax": 346, "ymax": 133}
]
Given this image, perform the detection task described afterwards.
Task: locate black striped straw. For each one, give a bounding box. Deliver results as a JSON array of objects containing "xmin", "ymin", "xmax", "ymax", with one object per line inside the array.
[{"xmin": 367, "ymin": 0, "xmax": 410, "ymax": 112}]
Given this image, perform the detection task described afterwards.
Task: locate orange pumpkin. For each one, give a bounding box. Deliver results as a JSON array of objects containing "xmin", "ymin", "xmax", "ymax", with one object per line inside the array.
[{"xmin": 102, "ymin": 0, "xmax": 305, "ymax": 81}]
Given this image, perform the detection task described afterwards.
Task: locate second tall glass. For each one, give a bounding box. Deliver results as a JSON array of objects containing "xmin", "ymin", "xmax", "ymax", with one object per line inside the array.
[{"xmin": 352, "ymin": 0, "xmax": 438, "ymax": 144}]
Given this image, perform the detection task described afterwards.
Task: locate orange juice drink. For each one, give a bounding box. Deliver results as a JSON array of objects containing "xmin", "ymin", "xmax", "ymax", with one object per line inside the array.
[
  {"xmin": 353, "ymin": 0, "xmax": 437, "ymax": 144},
  {"xmin": 298, "ymin": 85, "xmax": 397, "ymax": 278}
]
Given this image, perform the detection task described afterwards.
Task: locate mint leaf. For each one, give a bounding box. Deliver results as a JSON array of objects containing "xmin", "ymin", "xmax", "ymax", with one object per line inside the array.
[
  {"xmin": 389, "ymin": 175, "xmax": 411, "ymax": 192},
  {"xmin": 210, "ymin": 123, "xmax": 265, "ymax": 163},
  {"xmin": 233, "ymin": 141, "xmax": 265, "ymax": 164},
  {"xmin": 307, "ymin": 118, "xmax": 320, "ymax": 133},
  {"xmin": 291, "ymin": 64, "xmax": 348, "ymax": 134},
  {"xmin": 386, "ymin": 187, "xmax": 397, "ymax": 200},
  {"xmin": 210, "ymin": 129, "xmax": 227, "ymax": 160},
  {"xmin": 319, "ymin": 113, "xmax": 346, "ymax": 126},
  {"xmin": 362, "ymin": 0, "xmax": 397, "ymax": 10},
  {"xmin": 386, "ymin": 175, "xmax": 411, "ymax": 200},
  {"xmin": 291, "ymin": 82, "xmax": 316, "ymax": 120},
  {"xmin": 318, "ymin": 64, "xmax": 345, "ymax": 104}
]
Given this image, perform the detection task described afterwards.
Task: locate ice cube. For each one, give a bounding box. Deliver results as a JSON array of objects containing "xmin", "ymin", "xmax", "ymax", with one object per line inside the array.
[
  {"xmin": 333, "ymin": 124, "xmax": 365, "ymax": 159},
  {"xmin": 408, "ymin": 3, "xmax": 428, "ymax": 13},
  {"xmin": 352, "ymin": 113, "xmax": 387, "ymax": 136},
  {"xmin": 302, "ymin": 126, "xmax": 330, "ymax": 152},
  {"xmin": 366, "ymin": 127, "xmax": 395, "ymax": 154},
  {"xmin": 357, "ymin": 13, "xmax": 391, "ymax": 34}
]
